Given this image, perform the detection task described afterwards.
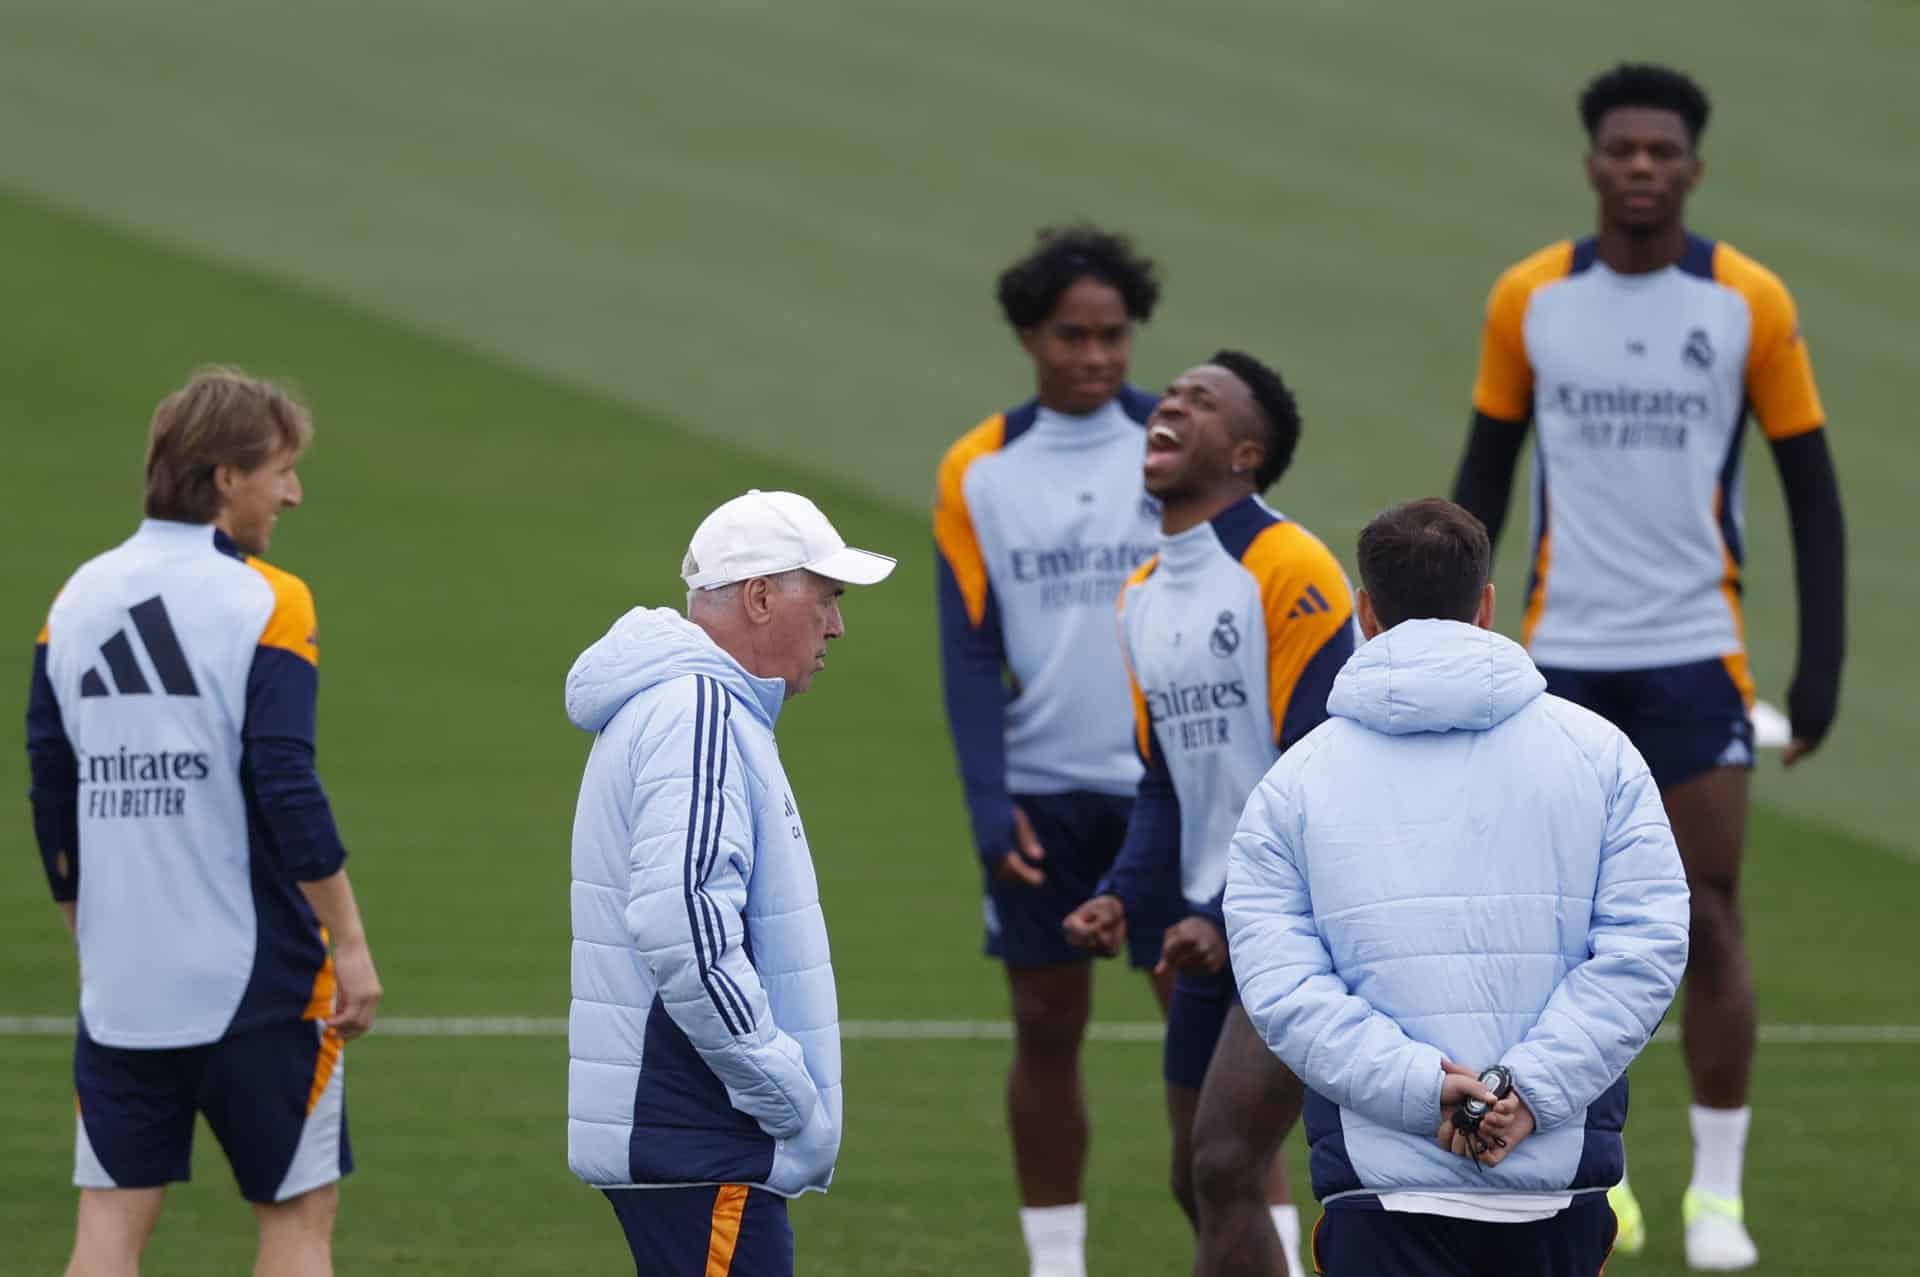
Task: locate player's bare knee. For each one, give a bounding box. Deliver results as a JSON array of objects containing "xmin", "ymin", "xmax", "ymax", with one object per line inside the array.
[
  {"xmin": 72, "ymin": 1187, "xmax": 166, "ymax": 1264},
  {"xmin": 255, "ymin": 1183, "xmax": 339, "ymax": 1243},
  {"xmin": 1010, "ymin": 989, "xmax": 1088, "ymax": 1058},
  {"xmin": 1687, "ymin": 884, "xmax": 1745, "ymax": 953},
  {"xmin": 1190, "ymin": 1131, "xmax": 1263, "ymax": 1211}
]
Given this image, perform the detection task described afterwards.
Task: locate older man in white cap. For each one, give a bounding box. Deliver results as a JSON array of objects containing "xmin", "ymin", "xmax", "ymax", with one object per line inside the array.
[{"xmin": 564, "ymin": 490, "xmax": 894, "ymax": 1276}]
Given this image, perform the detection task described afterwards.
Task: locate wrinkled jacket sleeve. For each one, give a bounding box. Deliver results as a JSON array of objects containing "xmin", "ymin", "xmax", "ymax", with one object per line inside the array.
[
  {"xmin": 1501, "ymin": 734, "xmax": 1689, "ymax": 1130},
  {"xmin": 1225, "ymin": 755, "xmax": 1447, "ymax": 1137},
  {"xmin": 625, "ymin": 676, "xmax": 821, "ymax": 1140}
]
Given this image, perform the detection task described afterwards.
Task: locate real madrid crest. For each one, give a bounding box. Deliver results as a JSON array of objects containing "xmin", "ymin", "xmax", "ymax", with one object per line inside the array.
[{"xmin": 1209, "ymin": 610, "xmax": 1240, "ymax": 658}]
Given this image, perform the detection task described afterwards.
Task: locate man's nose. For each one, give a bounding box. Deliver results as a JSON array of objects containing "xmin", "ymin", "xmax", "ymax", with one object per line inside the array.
[
  {"xmin": 826, "ymin": 605, "xmax": 845, "ymax": 640},
  {"xmin": 285, "ymin": 474, "xmax": 304, "ymax": 507}
]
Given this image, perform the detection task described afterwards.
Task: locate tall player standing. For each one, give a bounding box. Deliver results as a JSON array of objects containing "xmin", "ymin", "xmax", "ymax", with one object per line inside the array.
[
  {"xmin": 28, "ymin": 369, "xmax": 383, "ymax": 1276},
  {"xmin": 1066, "ymin": 352, "xmax": 1356, "ymax": 1277},
  {"xmin": 934, "ymin": 226, "xmax": 1169, "ymax": 1277},
  {"xmin": 1452, "ymin": 64, "xmax": 1847, "ymax": 1271}
]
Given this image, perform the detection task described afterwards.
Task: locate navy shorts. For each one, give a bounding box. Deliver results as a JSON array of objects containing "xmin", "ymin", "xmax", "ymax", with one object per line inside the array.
[
  {"xmin": 604, "ymin": 1184, "xmax": 793, "ymax": 1277},
  {"xmin": 74, "ymin": 1017, "xmax": 350, "ymax": 1204},
  {"xmin": 1539, "ymin": 658, "xmax": 1754, "ymax": 789},
  {"xmin": 1163, "ymin": 965, "xmax": 1237, "ymax": 1090},
  {"xmin": 983, "ymin": 791, "xmax": 1165, "ymax": 970},
  {"xmin": 1312, "ymin": 1192, "xmax": 1617, "ymax": 1276}
]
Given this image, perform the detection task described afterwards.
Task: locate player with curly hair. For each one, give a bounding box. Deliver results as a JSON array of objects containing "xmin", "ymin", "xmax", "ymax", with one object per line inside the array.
[
  {"xmin": 1452, "ymin": 63, "xmax": 1847, "ymax": 1270},
  {"xmin": 933, "ymin": 225, "xmax": 1167, "ymax": 1277},
  {"xmin": 1066, "ymin": 350, "xmax": 1353, "ymax": 1277}
]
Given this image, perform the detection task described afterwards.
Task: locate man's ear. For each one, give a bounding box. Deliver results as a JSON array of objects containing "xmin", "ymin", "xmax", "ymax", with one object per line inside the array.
[
  {"xmin": 1357, "ymin": 589, "xmax": 1383, "ymax": 641},
  {"xmin": 1474, "ymin": 583, "xmax": 1497, "ymax": 631},
  {"xmin": 1231, "ymin": 437, "xmax": 1266, "ymax": 480},
  {"xmin": 741, "ymin": 577, "xmax": 774, "ymax": 624}
]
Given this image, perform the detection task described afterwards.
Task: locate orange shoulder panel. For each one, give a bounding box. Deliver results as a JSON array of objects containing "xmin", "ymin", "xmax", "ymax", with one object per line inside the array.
[
  {"xmin": 1471, "ymin": 241, "xmax": 1575, "ymax": 422},
  {"xmin": 932, "ymin": 414, "xmax": 1007, "ymax": 628},
  {"xmin": 1239, "ymin": 523, "xmax": 1354, "ymax": 747},
  {"xmin": 36, "ymin": 586, "xmax": 63, "ymax": 643},
  {"xmin": 1118, "ymin": 557, "xmax": 1160, "ymax": 761},
  {"xmin": 246, "ymin": 558, "xmax": 320, "ymax": 667},
  {"xmin": 1713, "ymin": 242, "xmax": 1825, "ymax": 441}
]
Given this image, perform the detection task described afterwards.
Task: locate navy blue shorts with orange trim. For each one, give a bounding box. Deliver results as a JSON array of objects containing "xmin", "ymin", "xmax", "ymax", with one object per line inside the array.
[
  {"xmin": 73, "ymin": 1016, "xmax": 350, "ymax": 1203},
  {"xmin": 604, "ymin": 1184, "xmax": 792, "ymax": 1277},
  {"xmin": 1312, "ymin": 1192, "xmax": 1617, "ymax": 1276},
  {"xmin": 1539, "ymin": 658, "xmax": 1753, "ymax": 789},
  {"xmin": 983, "ymin": 790, "xmax": 1168, "ymax": 970}
]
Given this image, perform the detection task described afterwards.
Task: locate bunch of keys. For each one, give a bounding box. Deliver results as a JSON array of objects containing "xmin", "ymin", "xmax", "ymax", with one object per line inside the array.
[{"xmin": 1451, "ymin": 1064, "xmax": 1514, "ymax": 1170}]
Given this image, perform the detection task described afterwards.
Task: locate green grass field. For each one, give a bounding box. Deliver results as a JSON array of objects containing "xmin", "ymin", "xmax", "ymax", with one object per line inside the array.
[{"xmin": 2, "ymin": 2, "xmax": 1917, "ymax": 1272}]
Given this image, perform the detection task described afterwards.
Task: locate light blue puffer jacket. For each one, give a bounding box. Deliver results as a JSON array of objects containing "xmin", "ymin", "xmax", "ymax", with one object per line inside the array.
[
  {"xmin": 1224, "ymin": 619, "xmax": 1688, "ymax": 1202},
  {"xmin": 565, "ymin": 607, "xmax": 841, "ymax": 1197}
]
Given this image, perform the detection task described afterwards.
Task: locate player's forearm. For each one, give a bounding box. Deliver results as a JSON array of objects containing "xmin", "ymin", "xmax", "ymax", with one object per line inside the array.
[
  {"xmin": 28, "ymin": 645, "xmax": 82, "ymax": 902},
  {"xmin": 935, "ymin": 558, "xmax": 1016, "ymax": 857},
  {"xmin": 1450, "ymin": 412, "xmax": 1528, "ymax": 550},
  {"xmin": 298, "ymin": 867, "xmax": 372, "ymax": 949},
  {"xmin": 30, "ymin": 788, "xmax": 79, "ymax": 902},
  {"xmin": 1098, "ymin": 762, "xmax": 1179, "ymax": 913},
  {"xmin": 1770, "ymin": 430, "xmax": 1847, "ymax": 737},
  {"xmin": 939, "ymin": 652, "xmax": 1014, "ymax": 857},
  {"xmin": 59, "ymin": 900, "xmax": 76, "ymax": 937},
  {"xmin": 244, "ymin": 737, "xmax": 350, "ymax": 881}
]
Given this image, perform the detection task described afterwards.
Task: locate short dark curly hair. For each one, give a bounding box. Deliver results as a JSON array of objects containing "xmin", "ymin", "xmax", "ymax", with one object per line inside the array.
[
  {"xmin": 996, "ymin": 225, "xmax": 1161, "ymax": 330},
  {"xmin": 1208, "ymin": 349, "xmax": 1299, "ymax": 491},
  {"xmin": 1580, "ymin": 63, "xmax": 1711, "ymax": 145}
]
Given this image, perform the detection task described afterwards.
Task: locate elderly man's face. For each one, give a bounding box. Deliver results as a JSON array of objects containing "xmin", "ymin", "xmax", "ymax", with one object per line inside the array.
[{"xmin": 763, "ymin": 571, "xmax": 846, "ymax": 697}]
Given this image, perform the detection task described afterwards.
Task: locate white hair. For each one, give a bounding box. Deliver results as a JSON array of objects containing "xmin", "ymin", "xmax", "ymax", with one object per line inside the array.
[{"xmin": 686, "ymin": 569, "xmax": 808, "ymax": 616}]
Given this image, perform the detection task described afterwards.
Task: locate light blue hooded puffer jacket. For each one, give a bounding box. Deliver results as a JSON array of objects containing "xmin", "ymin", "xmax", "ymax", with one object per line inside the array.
[
  {"xmin": 1224, "ymin": 619, "xmax": 1688, "ymax": 1204},
  {"xmin": 565, "ymin": 607, "xmax": 841, "ymax": 1197}
]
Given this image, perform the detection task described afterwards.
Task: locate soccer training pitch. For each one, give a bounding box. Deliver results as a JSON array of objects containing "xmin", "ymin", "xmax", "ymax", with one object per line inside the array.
[{"xmin": 2, "ymin": 3, "xmax": 1915, "ymax": 1272}]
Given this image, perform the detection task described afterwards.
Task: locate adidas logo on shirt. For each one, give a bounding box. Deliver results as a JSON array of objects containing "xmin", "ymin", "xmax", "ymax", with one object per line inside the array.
[
  {"xmin": 1287, "ymin": 585, "xmax": 1333, "ymax": 619},
  {"xmin": 79, "ymin": 596, "xmax": 199, "ymax": 699}
]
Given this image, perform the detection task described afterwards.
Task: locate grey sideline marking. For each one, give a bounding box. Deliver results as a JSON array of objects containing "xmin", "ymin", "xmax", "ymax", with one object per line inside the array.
[{"xmin": 1, "ymin": 1018, "xmax": 1917, "ymax": 1044}]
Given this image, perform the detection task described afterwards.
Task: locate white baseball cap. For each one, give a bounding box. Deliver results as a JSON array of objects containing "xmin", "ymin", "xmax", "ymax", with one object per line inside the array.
[{"xmin": 681, "ymin": 490, "xmax": 896, "ymax": 590}]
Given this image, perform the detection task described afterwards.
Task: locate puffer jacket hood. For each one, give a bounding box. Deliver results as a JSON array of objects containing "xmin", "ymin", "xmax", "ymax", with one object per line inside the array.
[
  {"xmin": 565, "ymin": 606, "xmax": 785, "ymax": 734},
  {"xmin": 1327, "ymin": 618, "xmax": 1545, "ymax": 736}
]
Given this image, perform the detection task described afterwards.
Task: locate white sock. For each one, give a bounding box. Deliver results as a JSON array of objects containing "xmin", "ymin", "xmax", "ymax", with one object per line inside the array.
[
  {"xmin": 1270, "ymin": 1204, "xmax": 1304, "ymax": 1277},
  {"xmin": 1688, "ymin": 1104, "xmax": 1751, "ymax": 1200},
  {"xmin": 1020, "ymin": 1203, "xmax": 1087, "ymax": 1277}
]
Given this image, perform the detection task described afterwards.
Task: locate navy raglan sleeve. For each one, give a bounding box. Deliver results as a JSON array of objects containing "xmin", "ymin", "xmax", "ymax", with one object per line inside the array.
[
  {"xmin": 240, "ymin": 568, "xmax": 347, "ymax": 882},
  {"xmin": 27, "ymin": 630, "xmax": 81, "ymax": 902}
]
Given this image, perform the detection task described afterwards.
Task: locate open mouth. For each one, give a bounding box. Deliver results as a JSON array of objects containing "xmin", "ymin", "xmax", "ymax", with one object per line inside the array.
[{"xmin": 1144, "ymin": 422, "xmax": 1183, "ymax": 478}]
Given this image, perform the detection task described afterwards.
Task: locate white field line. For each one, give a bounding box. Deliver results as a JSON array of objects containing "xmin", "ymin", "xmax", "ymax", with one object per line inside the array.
[{"xmin": 0, "ymin": 1017, "xmax": 1917, "ymax": 1045}]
